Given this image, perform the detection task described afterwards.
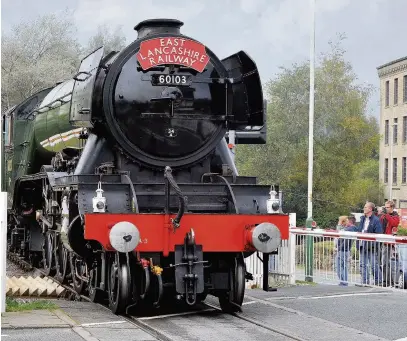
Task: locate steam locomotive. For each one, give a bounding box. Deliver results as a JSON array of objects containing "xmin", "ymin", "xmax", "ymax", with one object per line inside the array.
[{"xmin": 2, "ymin": 19, "xmax": 289, "ymax": 314}]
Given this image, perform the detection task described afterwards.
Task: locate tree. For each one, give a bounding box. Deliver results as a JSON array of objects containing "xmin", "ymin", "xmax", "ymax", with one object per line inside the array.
[
  {"xmin": 236, "ymin": 36, "xmax": 382, "ymax": 227},
  {"xmin": 1, "ymin": 10, "xmax": 81, "ymax": 110},
  {"xmin": 84, "ymin": 24, "xmax": 127, "ymax": 57}
]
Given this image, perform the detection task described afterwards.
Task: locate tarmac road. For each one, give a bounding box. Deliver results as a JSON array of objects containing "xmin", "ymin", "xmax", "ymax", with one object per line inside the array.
[
  {"xmin": 116, "ymin": 284, "xmax": 407, "ymax": 341},
  {"xmin": 241, "ymin": 284, "xmax": 407, "ymax": 341},
  {"xmin": 2, "ymin": 284, "xmax": 407, "ymax": 341}
]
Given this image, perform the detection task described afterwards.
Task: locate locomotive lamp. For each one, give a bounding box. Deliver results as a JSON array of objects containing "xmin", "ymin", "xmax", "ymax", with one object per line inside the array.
[
  {"xmin": 267, "ymin": 186, "xmax": 280, "ymax": 213},
  {"xmin": 93, "ymin": 182, "xmax": 106, "ymax": 213}
]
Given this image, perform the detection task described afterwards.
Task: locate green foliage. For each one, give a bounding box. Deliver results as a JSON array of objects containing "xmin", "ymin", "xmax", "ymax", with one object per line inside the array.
[
  {"xmin": 397, "ymin": 228, "xmax": 407, "ymax": 236},
  {"xmin": 236, "ymin": 35, "xmax": 382, "ymax": 228},
  {"xmin": 1, "ymin": 10, "xmax": 81, "ymax": 108},
  {"xmin": 313, "ymin": 212, "xmax": 341, "ymax": 230},
  {"xmin": 6, "ymin": 298, "xmax": 57, "ymax": 312},
  {"xmin": 296, "ymin": 240, "xmax": 360, "ymax": 271},
  {"xmin": 1, "ymin": 12, "xmax": 127, "ymax": 111}
]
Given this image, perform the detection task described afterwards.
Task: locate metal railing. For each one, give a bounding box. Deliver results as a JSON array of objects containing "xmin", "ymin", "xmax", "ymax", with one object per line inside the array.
[
  {"xmin": 248, "ymin": 228, "xmax": 407, "ymax": 291},
  {"xmin": 291, "ymin": 228, "xmax": 407, "ymax": 289}
]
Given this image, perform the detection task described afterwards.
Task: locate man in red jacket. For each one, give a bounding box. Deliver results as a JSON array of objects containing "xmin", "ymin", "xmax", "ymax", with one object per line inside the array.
[
  {"xmin": 380, "ymin": 201, "xmax": 400, "ymax": 235},
  {"xmin": 380, "ymin": 200, "xmax": 400, "ymax": 286}
]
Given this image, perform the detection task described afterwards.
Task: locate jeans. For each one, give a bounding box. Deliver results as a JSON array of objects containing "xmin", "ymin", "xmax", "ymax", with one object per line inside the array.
[
  {"xmin": 359, "ymin": 246, "xmax": 382, "ymax": 285},
  {"xmin": 336, "ymin": 251, "xmax": 350, "ymax": 285},
  {"xmin": 382, "ymin": 244, "xmax": 396, "ymax": 286}
]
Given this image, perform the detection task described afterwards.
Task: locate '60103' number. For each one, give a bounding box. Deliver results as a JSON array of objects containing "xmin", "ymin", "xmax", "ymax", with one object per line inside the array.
[{"xmin": 158, "ymin": 75, "xmax": 187, "ymax": 84}]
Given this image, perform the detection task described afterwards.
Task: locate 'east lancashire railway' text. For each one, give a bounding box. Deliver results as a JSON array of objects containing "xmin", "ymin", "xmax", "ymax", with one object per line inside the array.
[{"xmin": 137, "ymin": 37, "xmax": 209, "ymax": 72}]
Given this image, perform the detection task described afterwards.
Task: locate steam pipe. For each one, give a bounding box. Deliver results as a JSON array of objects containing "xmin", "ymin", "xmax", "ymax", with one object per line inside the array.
[
  {"xmin": 216, "ymin": 138, "xmax": 238, "ymax": 176},
  {"xmin": 74, "ymin": 134, "xmax": 107, "ymax": 175}
]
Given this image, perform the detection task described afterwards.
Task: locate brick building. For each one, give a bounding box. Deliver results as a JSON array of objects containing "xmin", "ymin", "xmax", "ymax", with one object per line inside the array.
[{"xmin": 377, "ymin": 56, "xmax": 407, "ymax": 208}]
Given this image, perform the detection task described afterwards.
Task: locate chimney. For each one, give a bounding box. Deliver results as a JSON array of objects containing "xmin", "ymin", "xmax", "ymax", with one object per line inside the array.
[{"xmin": 134, "ymin": 19, "xmax": 184, "ymax": 39}]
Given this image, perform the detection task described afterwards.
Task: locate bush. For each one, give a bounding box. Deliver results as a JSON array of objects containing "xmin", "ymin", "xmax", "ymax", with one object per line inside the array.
[
  {"xmin": 397, "ymin": 227, "xmax": 407, "ymax": 236},
  {"xmin": 295, "ymin": 239, "xmax": 360, "ymax": 270}
]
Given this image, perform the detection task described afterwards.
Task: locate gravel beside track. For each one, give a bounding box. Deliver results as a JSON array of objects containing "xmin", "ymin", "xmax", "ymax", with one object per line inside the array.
[{"xmin": 6, "ymin": 258, "xmax": 42, "ymax": 278}]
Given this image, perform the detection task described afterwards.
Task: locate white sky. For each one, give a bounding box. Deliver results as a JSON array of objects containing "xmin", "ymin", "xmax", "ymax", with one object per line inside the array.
[{"xmin": 2, "ymin": 0, "xmax": 407, "ymax": 118}]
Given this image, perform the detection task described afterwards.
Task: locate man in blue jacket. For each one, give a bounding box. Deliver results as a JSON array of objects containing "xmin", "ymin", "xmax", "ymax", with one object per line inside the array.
[{"xmin": 356, "ymin": 202, "xmax": 383, "ymax": 285}]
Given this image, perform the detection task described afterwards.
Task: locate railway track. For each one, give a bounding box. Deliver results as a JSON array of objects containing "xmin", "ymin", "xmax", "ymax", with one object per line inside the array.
[
  {"xmin": 7, "ymin": 254, "xmax": 306, "ymax": 341},
  {"xmin": 122, "ymin": 300, "xmax": 308, "ymax": 341}
]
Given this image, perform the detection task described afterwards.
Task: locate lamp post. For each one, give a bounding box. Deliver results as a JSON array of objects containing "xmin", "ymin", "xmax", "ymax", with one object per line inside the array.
[{"xmin": 305, "ymin": 0, "xmax": 316, "ymax": 282}]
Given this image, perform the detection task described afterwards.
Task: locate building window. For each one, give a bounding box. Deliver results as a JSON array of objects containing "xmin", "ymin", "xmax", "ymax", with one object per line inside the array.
[
  {"xmin": 385, "ymin": 120, "xmax": 389, "ymax": 144},
  {"xmin": 404, "ymin": 75, "xmax": 407, "ymax": 102},
  {"xmin": 394, "ymin": 78, "xmax": 398, "ymax": 105},
  {"xmin": 402, "ymin": 157, "xmax": 406, "ymax": 184},
  {"xmin": 393, "ymin": 118, "xmax": 398, "ymax": 144},
  {"xmin": 385, "ymin": 80, "xmax": 389, "ymax": 106},
  {"xmin": 393, "ymin": 158, "xmax": 397, "ymax": 184},
  {"xmin": 403, "ymin": 116, "xmax": 407, "ymax": 143},
  {"xmin": 385, "ymin": 158, "xmax": 388, "ymax": 183}
]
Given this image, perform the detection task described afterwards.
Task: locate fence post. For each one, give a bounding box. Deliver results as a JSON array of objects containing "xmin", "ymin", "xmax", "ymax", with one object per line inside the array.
[
  {"xmin": 305, "ymin": 218, "xmax": 314, "ymax": 282},
  {"xmin": 1, "ymin": 191, "xmax": 7, "ymax": 313},
  {"xmin": 288, "ymin": 213, "xmax": 297, "ymax": 285},
  {"xmin": 288, "ymin": 231, "xmax": 296, "ymax": 285}
]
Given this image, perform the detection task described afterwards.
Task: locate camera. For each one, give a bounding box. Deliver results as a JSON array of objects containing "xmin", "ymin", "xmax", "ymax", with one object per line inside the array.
[{"xmin": 382, "ymin": 206, "xmax": 387, "ymax": 214}]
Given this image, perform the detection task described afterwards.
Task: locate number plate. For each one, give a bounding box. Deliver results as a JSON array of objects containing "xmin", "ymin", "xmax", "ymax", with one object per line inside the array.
[{"xmin": 151, "ymin": 74, "xmax": 192, "ymax": 86}]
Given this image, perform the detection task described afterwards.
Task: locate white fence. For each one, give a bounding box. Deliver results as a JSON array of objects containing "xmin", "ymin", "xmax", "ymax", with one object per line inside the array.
[
  {"xmin": 244, "ymin": 213, "xmax": 297, "ymax": 288},
  {"xmin": 245, "ymin": 227, "xmax": 407, "ymax": 291}
]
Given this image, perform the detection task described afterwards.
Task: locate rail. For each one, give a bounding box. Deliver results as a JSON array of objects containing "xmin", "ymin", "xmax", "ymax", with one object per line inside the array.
[{"xmin": 260, "ymin": 227, "xmax": 407, "ymax": 290}]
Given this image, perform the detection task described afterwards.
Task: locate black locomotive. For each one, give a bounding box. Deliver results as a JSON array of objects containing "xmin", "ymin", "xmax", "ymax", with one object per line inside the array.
[{"xmin": 3, "ymin": 18, "xmax": 288, "ymax": 315}]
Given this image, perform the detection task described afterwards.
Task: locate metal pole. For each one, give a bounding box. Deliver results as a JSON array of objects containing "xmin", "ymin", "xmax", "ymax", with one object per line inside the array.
[
  {"xmin": 307, "ymin": 0, "xmax": 315, "ymax": 222},
  {"xmin": 305, "ymin": 0, "xmax": 315, "ymax": 282},
  {"xmin": 228, "ymin": 130, "xmax": 236, "ymax": 163}
]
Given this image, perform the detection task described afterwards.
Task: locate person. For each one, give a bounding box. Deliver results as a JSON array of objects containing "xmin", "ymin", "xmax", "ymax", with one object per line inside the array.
[
  {"xmin": 336, "ymin": 216, "xmax": 358, "ymax": 286},
  {"xmin": 334, "ymin": 216, "xmax": 349, "ymax": 277},
  {"xmin": 336, "ymin": 216, "xmax": 349, "ymax": 231},
  {"xmin": 380, "ymin": 201, "xmax": 400, "ymax": 235},
  {"xmin": 334, "ymin": 216, "xmax": 348, "ymax": 251},
  {"xmin": 380, "ymin": 200, "xmax": 400, "ymax": 286},
  {"xmin": 356, "ymin": 202, "xmax": 383, "ymax": 286}
]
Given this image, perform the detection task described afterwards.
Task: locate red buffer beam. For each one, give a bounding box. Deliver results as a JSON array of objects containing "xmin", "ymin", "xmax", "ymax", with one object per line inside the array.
[{"xmin": 84, "ymin": 213, "xmax": 289, "ymax": 256}]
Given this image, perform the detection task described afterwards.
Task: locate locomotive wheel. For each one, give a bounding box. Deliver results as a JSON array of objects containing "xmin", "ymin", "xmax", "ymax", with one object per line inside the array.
[
  {"xmin": 219, "ymin": 253, "xmax": 245, "ymax": 313},
  {"xmin": 70, "ymin": 253, "xmax": 86, "ymax": 295},
  {"xmin": 88, "ymin": 260, "xmax": 104, "ymax": 303},
  {"xmin": 144, "ymin": 271, "xmax": 163, "ymax": 308},
  {"xmin": 54, "ymin": 237, "xmax": 69, "ymax": 283},
  {"xmin": 108, "ymin": 253, "xmax": 131, "ymax": 314},
  {"xmin": 42, "ymin": 231, "xmax": 55, "ymax": 276}
]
